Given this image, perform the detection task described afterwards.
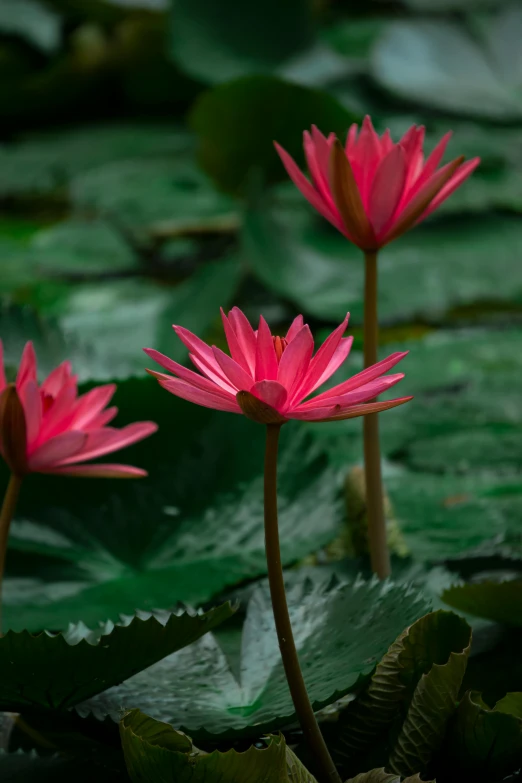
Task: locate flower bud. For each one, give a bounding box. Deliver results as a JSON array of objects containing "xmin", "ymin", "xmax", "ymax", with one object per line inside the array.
[
  {"xmin": 236, "ymin": 391, "xmax": 287, "ymax": 425},
  {"xmin": 0, "ymin": 385, "xmax": 28, "ymax": 476}
]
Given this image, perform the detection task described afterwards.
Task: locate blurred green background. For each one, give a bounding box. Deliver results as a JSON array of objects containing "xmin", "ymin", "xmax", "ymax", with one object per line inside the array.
[{"xmin": 1, "ymin": 0, "xmax": 522, "ymax": 630}]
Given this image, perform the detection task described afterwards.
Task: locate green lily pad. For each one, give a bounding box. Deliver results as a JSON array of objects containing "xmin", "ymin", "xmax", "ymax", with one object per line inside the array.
[
  {"xmin": 243, "ymin": 200, "xmax": 522, "ymax": 325},
  {"xmin": 443, "ymin": 690, "xmax": 522, "ymax": 781},
  {"xmin": 190, "ymin": 75, "xmax": 355, "ymax": 193},
  {"xmin": 78, "ymin": 579, "xmax": 429, "ymax": 738},
  {"xmin": 120, "ymin": 709, "xmax": 317, "ymax": 783},
  {"xmin": 371, "ymin": 10, "xmax": 522, "ymax": 120},
  {"xmin": 442, "ymin": 580, "xmax": 522, "ymax": 626},
  {"xmin": 0, "ymin": 124, "xmax": 191, "ymax": 199},
  {"xmin": 2, "ymin": 378, "xmax": 344, "ymax": 631},
  {"xmin": 0, "ymin": 0, "xmax": 60, "ymax": 54},
  {"xmin": 0, "ymin": 603, "xmax": 234, "ymax": 712},
  {"xmin": 169, "ymin": 0, "xmax": 314, "ymax": 84}
]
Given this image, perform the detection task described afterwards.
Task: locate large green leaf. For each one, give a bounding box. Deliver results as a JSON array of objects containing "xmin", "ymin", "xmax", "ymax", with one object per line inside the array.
[
  {"xmin": 442, "ymin": 580, "xmax": 522, "ymax": 626},
  {"xmin": 346, "ymin": 772, "xmax": 431, "ymax": 783},
  {"xmin": 243, "ymin": 199, "xmax": 522, "ymax": 325},
  {"xmin": 3, "ymin": 381, "xmax": 344, "ymax": 631},
  {"xmin": 443, "ymin": 690, "xmax": 522, "ymax": 780},
  {"xmin": 120, "ymin": 709, "xmax": 317, "ymax": 782},
  {"xmin": 0, "ymin": 0, "xmax": 60, "ymax": 53},
  {"xmin": 371, "ymin": 9, "xmax": 522, "ymax": 120},
  {"xmin": 190, "ymin": 75, "xmax": 355, "ymax": 192},
  {"xmin": 0, "ymin": 749, "xmax": 129, "ymax": 782},
  {"xmin": 169, "ymin": 0, "xmax": 314, "ymax": 84},
  {"xmin": 0, "ymin": 603, "xmax": 233, "ymax": 712},
  {"xmin": 0, "ymin": 124, "xmax": 191, "ymax": 199},
  {"xmin": 331, "ymin": 611, "xmax": 471, "ymax": 777},
  {"xmin": 78, "ymin": 579, "xmax": 429, "ymax": 739},
  {"xmin": 6, "ymin": 255, "xmax": 242, "ymax": 381}
]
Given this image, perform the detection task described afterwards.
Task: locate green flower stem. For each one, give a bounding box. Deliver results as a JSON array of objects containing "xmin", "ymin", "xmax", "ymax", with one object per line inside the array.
[
  {"xmin": 264, "ymin": 423, "xmax": 341, "ymax": 783},
  {"xmin": 0, "ymin": 473, "xmax": 22, "ymax": 635},
  {"xmin": 363, "ymin": 250, "xmax": 390, "ymax": 579}
]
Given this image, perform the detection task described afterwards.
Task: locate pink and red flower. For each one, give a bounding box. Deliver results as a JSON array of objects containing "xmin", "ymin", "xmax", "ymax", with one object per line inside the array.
[
  {"xmin": 0, "ymin": 342, "xmax": 157, "ymax": 478},
  {"xmin": 275, "ymin": 117, "xmax": 480, "ymax": 250},
  {"xmin": 145, "ymin": 308, "xmax": 411, "ymax": 424}
]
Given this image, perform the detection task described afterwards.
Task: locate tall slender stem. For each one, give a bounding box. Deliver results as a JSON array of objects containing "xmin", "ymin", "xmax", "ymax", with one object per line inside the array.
[
  {"xmin": 0, "ymin": 473, "xmax": 22, "ymax": 635},
  {"xmin": 264, "ymin": 424, "xmax": 341, "ymax": 783},
  {"xmin": 363, "ymin": 251, "xmax": 390, "ymax": 580}
]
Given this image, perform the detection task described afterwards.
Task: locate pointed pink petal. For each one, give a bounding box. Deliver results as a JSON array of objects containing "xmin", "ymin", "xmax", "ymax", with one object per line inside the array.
[
  {"xmin": 37, "ymin": 380, "xmax": 78, "ymax": 442},
  {"xmin": 251, "ymin": 380, "xmax": 288, "ymax": 411},
  {"xmin": 189, "ymin": 354, "xmax": 237, "ymax": 394},
  {"xmin": 0, "ymin": 341, "xmax": 6, "ymax": 392},
  {"xmin": 369, "ymin": 145, "xmax": 408, "ymax": 237},
  {"xmin": 144, "ymin": 348, "xmax": 234, "ymax": 398},
  {"xmin": 44, "ymin": 463, "xmax": 148, "ymax": 478},
  {"xmin": 299, "ymin": 373, "xmax": 404, "ymax": 410},
  {"xmin": 312, "ymin": 337, "xmax": 354, "ymax": 392},
  {"xmin": 16, "ymin": 342, "xmax": 37, "ymax": 390},
  {"xmin": 274, "ymin": 142, "xmax": 346, "ymax": 234},
  {"xmin": 304, "ymin": 126, "xmax": 337, "ymax": 206},
  {"xmin": 28, "ymin": 431, "xmax": 87, "ymax": 471},
  {"xmin": 90, "ymin": 406, "xmax": 118, "ymax": 428},
  {"xmin": 379, "ymin": 129, "xmax": 393, "ymax": 156},
  {"xmin": 290, "ymin": 396, "xmax": 413, "ymax": 421},
  {"xmin": 173, "ymin": 325, "xmax": 232, "ymax": 388},
  {"xmin": 353, "ymin": 116, "xmax": 383, "ymax": 207},
  {"xmin": 41, "ymin": 361, "xmax": 72, "ymax": 398},
  {"xmin": 57, "ymin": 422, "xmax": 157, "ymax": 466},
  {"xmin": 418, "ymin": 158, "xmax": 481, "ymax": 221},
  {"xmin": 156, "ymin": 376, "xmax": 241, "ymax": 413},
  {"xmin": 212, "ymin": 346, "xmax": 254, "ymax": 391},
  {"xmin": 255, "ymin": 316, "xmax": 279, "ymax": 382},
  {"xmin": 227, "ymin": 307, "xmax": 257, "ymax": 375},
  {"xmin": 220, "ymin": 309, "xmax": 252, "ymax": 374},
  {"xmin": 71, "ymin": 384, "xmax": 115, "ymax": 430},
  {"xmin": 412, "ymin": 131, "xmax": 452, "ymax": 195},
  {"xmin": 277, "ymin": 325, "xmax": 314, "ymax": 398},
  {"xmin": 309, "ymin": 352, "xmax": 408, "ymax": 404},
  {"xmin": 292, "ymin": 315, "xmax": 349, "ymax": 403},
  {"xmin": 285, "ymin": 315, "xmax": 304, "ymax": 343},
  {"xmin": 19, "ymin": 380, "xmax": 42, "ymax": 450},
  {"xmin": 345, "ymin": 123, "xmax": 359, "ymax": 154}
]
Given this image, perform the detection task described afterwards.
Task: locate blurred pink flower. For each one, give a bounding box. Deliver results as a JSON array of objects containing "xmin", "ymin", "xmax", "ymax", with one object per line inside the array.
[
  {"xmin": 0, "ymin": 342, "xmax": 157, "ymax": 478},
  {"xmin": 144, "ymin": 308, "xmax": 411, "ymax": 424},
  {"xmin": 274, "ymin": 117, "xmax": 480, "ymax": 250}
]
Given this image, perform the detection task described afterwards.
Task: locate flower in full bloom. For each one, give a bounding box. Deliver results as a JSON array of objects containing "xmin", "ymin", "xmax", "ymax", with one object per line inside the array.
[
  {"xmin": 0, "ymin": 342, "xmax": 157, "ymax": 478},
  {"xmin": 144, "ymin": 309, "xmax": 411, "ymax": 424},
  {"xmin": 274, "ymin": 117, "xmax": 480, "ymax": 251}
]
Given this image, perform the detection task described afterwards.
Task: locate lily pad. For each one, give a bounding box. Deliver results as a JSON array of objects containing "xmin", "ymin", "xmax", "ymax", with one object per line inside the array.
[
  {"xmin": 3, "ymin": 380, "xmax": 344, "ymax": 631},
  {"xmin": 79, "ymin": 579, "xmax": 429, "ymax": 739},
  {"xmin": 442, "ymin": 580, "xmax": 522, "ymax": 626},
  {"xmin": 0, "ymin": 603, "xmax": 234, "ymax": 712}
]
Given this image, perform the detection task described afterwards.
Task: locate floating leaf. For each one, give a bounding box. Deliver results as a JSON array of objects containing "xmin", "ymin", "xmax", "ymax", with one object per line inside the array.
[
  {"xmin": 190, "ymin": 75, "xmax": 355, "ymax": 192},
  {"xmin": 0, "ymin": 0, "xmax": 60, "ymax": 54},
  {"xmin": 443, "ymin": 690, "xmax": 522, "ymax": 780},
  {"xmin": 79, "ymin": 580, "xmax": 429, "ymax": 739},
  {"xmin": 442, "ymin": 580, "xmax": 522, "ymax": 626},
  {"xmin": 0, "ymin": 602, "xmax": 234, "ymax": 713},
  {"xmin": 372, "ymin": 10, "xmax": 522, "ymax": 120},
  {"xmin": 332, "ymin": 610, "xmax": 471, "ymax": 778}
]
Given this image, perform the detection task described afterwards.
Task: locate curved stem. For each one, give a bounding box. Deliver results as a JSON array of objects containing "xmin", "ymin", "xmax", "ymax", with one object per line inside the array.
[
  {"xmin": 264, "ymin": 424, "xmax": 341, "ymax": 783},
  {"xmin": 363, "ymin": 251, "xmax": 390, "ymax": 579},
  {"xmin": 0, "ymin": 474, "xmax": 22, "ymax": 635}
]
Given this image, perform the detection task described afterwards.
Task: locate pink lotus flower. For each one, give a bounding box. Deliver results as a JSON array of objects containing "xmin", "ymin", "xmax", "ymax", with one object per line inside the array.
[
  {"xmin": 274, "ymin": 117, "xmax": 480, "ymax": 250},
  {"xmin": 0, "ymin": 342, "xmax": 157, "ymax": 478},
  {"xmin": 144, "ymin": 309, "xmax": 411, "ymax": 424}
]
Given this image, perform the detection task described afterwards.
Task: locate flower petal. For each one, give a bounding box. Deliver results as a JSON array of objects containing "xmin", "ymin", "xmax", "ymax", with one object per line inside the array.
[
  {"xmin": 212, "ymin": 346, "xmax": 254, "ymax": 391},
  {"xmin": 418, "ymin": 158, "xmax": 480, "ymax": 222},
  {"xmin": 220, "ymin": 309, "xmax": 252, "ymax": 374},
  {"xmin": 330, "ymin": 140, "xmax": 375, "ymax": 249},
  {"xmin": 57, "ymin": 422, "xmax": 157, "ymax": 466},
  {"xmin": 19, "ymin": 380, "xmax": 42, "ymax": 450},
  {"xmin": 369, "ymin": 145, "xmax": 408, "ymax": 237},
  {"xmin": 41, "ymin": 361, "xmax": 72, "ymax": 398},
  {"xmin": 16, "ymin": 342, "xmax": 37, "ymax": 390},
  {"xmin": 312, "ymin": 337, "xmax": 354, "ymax": 392},
  {"xmin": 71, "ymin": 384, "xmax": 115, "ymax": 430},
  {"xmin": 251, "ymin": 380, "xmax": 288, "ymax": 411},
  {"xmin": 144, "ymin": 348, "xmax": 234, "ymax": 398},
  {"xmin": 255, "ymin": 316, "xmax": 279, "ymax": 381},
  {"xmin": 291, "ymin": 396, "xmax": 413, "ymax": 421},
  {"xmin": 309, "ymin": 351, "xmax": 408, "ymax": 404},
  {"xmin": 155, "ymin": 376, "xmax": 241, "ymax": 413},
  {"xmin": 0, "ymin": 341, "xmax": 6, "ymax": 393},
  {"xmin": 227, "ymin": 307, "xmax": 257, "ymax": 375},
  {"xmin": 277, "ymin": 325, "xmax": 314, "ymax": 398},
  {"xmin": 299, "ymin": 373, "xmax": 404, "ymax": 410},
  {"xmin": 44, "ymin": 463, "xmax": 148, "ymax": 478},
  {"xmin": 293, "ymin": 314, "xmax": 349, "ymax": 403},
  {"xmin": 173, "ymin": 325, "xmax": 232, "ymax": 388},
  {"xmin": 285, "ymin": 315, "xmax": 304, "ymax": 342},
  {"xmin": 189, "ymin": 354, "xmax": 237, "ymax": 394},
  {"xmin": 28, "ymin": 431, "xmax": 87, "ymax": 470}
]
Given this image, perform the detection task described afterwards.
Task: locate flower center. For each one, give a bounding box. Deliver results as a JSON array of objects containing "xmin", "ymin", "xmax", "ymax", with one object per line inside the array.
[
  {"xmin": 272, "ymin": 336, "xmax": 288, "ymax": 362},
  {"xmin": 41, "ymin": 392, "xmax": 55, "ymax": 413}
]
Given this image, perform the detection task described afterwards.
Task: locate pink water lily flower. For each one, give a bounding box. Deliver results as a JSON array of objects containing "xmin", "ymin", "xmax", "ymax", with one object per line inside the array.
[
  {"xmin": 0, "ymin": 342, "xmax": 157, "ymax": 478},
  {"xmin": 144, "ymin": 308, "xmax": 411, "ymax": 424},
  {"xmin": 274, "ymin": 116, "xmax": 480, "ymax": 250}
]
